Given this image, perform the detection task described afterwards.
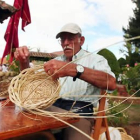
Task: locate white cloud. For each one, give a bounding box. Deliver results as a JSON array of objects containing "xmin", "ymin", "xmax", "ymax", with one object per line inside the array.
[
  {"xmin": 87, "ymin": 0, "xmax": 135, "ymax": 30},
  {"xmin": 88, "ymin": 36, "xmax": 123, "ymax": 52},
  {"xmin": 0, "ymin": 0, "xmax": 134, "ymax": 59}
]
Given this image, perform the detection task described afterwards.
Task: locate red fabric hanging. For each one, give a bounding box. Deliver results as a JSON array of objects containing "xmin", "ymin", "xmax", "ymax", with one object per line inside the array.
[{"xmin": 1, "ymin": 0, "xmax": 31, "ymax": 64}]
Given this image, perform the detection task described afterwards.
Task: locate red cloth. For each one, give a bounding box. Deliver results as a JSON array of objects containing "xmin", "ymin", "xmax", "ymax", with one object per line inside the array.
[{"xmin": 1, "ymin": 0, "xmax": 31, "ymax": 63}]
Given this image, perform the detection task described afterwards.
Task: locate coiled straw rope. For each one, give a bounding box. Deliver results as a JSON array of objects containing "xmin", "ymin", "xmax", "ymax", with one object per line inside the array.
[{"xmin": 8, "ymin": 65, "xmax": 61, "ymax": 110}]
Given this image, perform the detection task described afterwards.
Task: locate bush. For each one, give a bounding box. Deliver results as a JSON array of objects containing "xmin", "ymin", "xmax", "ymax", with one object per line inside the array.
[
  {"xmin": 97, "ymin": 49, "xmax": 120, "ymax": 78},
  {"xmin": 107, "ymin": 99, "xmax": 129, "ymax": 127},
  {"xmin": 125, "ymin": 64, "xmax": 140, "ymax": 96}
]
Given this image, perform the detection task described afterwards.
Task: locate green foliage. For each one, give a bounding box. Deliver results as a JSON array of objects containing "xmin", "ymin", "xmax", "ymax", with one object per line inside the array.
[
  {"xmin": 9, "ymin": 60, "xmax": 20, "ymax": 74},
  {"xmin": 6, "ymin": 54, "xmax": 10, "ymax": 62},
  {"xmin": 129, "ymin": 52, "xmax": 140, "ymax": 67},
  {"xmin": 111, "ymin": 90, "xmax": 118, "ymax": 96},
  {"xmin": 118, "ymin": 57, "xmax": 127, "ymax": 69},
  {"xmin": 6, "ymin": 55, "xmax": 20, "ymax": 74},
  {"xmin": 107, "ymin": 100, "xmax": 129, "ymax": 127},
  {"xmin": 123, "ymin": 0, "xmax": 140, "ymax": 48},
  {"xmin": 125, "ymin": 64, "xmax": 140, "ymax": 96},
  {"xmin": 97, "ymin": 49, "xmax": 120, "ymax": 78},
  {"xmin": 119, "ymin": 42, "xmax": 140, "ymax": 67},
  {"xmin": 119, "ymin": 63, "xmax": 140, "ymax": 97}
]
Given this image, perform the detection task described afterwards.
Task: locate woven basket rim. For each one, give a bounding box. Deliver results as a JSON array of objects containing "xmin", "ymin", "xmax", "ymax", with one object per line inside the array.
[
  {"xmin": 121, "ymin": 132, "xmax": 134, "ymax": 140},
  {"xmin": 116, "ymin": 127, "xmax": 134, "ymax": 140}
]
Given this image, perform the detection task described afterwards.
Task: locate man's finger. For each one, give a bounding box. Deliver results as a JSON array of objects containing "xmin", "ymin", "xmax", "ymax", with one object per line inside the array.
[{"xmin": 22, "ymin": 46, "xmax": 30, "ymax": 57}]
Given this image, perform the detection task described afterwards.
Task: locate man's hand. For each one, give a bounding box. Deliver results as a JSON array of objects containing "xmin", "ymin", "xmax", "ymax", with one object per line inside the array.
[
  {"xmin": 14, "ymin": 46, "xmax": 30, "ymax": 70},
  {"xmin": 44, "ymin": 59, "xmax": 76, "ymax": 80},
  {"xmin": 14, "ymin": 46, "xmax": 30, "ymax": 62}
]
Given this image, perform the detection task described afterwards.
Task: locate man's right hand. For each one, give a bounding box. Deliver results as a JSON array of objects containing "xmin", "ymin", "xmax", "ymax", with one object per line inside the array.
[{"xmin": 14, "ymin": 46, "xmax": 30, "ymax": 70}]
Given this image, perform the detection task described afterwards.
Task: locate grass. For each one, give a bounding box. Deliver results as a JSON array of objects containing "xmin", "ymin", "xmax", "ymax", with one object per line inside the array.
[
  {"xmin": 124, "ymin": 103, "xmax": 140, "ymax": 123},
  {"xmin": 107, "ymin": 100, "xmax": 140, "ymax": 139},
  {"xmin": 107, "ymin": 99, "xmax": 140, "ymax": 126}
]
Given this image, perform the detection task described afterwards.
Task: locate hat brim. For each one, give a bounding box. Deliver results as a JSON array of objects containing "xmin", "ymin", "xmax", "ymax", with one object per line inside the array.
[{"xmin": 56, "ymin": 30, "xmax": 79, "ymax": 39}]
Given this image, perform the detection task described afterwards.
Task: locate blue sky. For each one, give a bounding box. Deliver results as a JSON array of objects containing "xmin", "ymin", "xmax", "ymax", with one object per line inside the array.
[{"xmin": 0, "ymin": 0, "xmax": 135, "ymax": 59}]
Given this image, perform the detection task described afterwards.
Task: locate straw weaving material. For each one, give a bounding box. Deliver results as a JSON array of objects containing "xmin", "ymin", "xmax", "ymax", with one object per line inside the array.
[
  {"xmin": 8, "ymin": 65, "xmax": 61, "ymax": 110},
  {"xmin": 99, "ymin": 127, "xmax": 134, "ymax": 140},
  {"xmin": 114, "ymin": 127, "xmax": 134, "ymax": 140},
  {"xmin": 6, "ymin": 37, "xmax": 140, "ymax": 140},
  {"xmin": 7, "ymin": 67, "xmax": 95, "ymax": 140}
]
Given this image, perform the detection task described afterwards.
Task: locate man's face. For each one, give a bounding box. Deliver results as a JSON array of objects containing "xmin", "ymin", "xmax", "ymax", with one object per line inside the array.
[{"xmin": 59, "ymin": 32, "xmax": 84, "ymax": 60}]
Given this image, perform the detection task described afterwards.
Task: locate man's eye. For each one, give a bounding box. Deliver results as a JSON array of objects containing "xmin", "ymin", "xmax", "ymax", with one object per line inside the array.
[{"xmin": 61, "ymin": 38, "xmax": 65, "ymax": 41}]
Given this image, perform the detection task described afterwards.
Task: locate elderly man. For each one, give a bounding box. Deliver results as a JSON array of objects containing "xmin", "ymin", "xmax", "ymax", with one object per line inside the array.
[{"xmin": 14, "ymin": 23, "xmax": 116, "ymax": 140}]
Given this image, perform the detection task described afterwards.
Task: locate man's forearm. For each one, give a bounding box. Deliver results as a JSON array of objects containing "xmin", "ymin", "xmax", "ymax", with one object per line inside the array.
[{"xmin": 80, "ymin": 68, "xmax": 116, "ymax": 90}]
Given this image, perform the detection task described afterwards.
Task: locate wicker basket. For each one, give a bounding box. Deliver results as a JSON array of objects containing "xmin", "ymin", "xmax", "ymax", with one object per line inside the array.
[
  {"xmin": 117, "ymin": 127, "xmax": 134, "ymax": 140},
  {"xmin": 8, "ymin": 66, "xmax": 61, "ymax": 110},
  {"xmin": 99, "ymin": 127, "xmax": 134, "ymax": 140}
]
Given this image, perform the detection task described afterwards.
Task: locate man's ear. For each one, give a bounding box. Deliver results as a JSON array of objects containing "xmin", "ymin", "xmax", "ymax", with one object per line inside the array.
[{"xmin": 80, "ymin": 36, "xmax": 85, "ymax": 45}]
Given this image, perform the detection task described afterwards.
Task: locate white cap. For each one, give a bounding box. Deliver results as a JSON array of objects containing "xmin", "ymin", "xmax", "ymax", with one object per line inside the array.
[{"xmin": 56, "ymin": 23, "xmax": 82, "ymax": 38}]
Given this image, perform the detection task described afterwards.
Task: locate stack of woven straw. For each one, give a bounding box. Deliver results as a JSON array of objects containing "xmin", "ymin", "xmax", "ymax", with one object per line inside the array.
[{"xmin": 0, "ymin": 71, "xmax": 17, "ymax": 97}]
